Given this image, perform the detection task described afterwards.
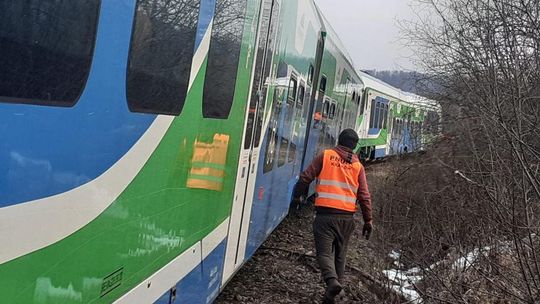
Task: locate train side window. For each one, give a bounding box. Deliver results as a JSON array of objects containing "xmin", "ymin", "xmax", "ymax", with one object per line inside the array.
[
  {"xmin": 297, "ymin": 85, "xmax": 305, "ymax": 109},
  {"xmin": 0, "ymin": 1, "xmax": 100, "ymax": 106},
  {"xmin": 308, "ymin": 64, "xmax": 314, "ymax": 84},
  {"xmin": 203, "ymin": 0, "xmax": 248, "ymax": 119},
  {"xmin": 288, "ymin": 142, "xmax": 296, "ymax": 163},
  {"xmin": 381, "ymin": 103, "xmax": 388, "ymax": 129},
  {"xmin": 244, "ymin": 0, "xmax": 274, "ymax": 150},
  {"xmin": 263, "ymin": 90, "xmax": 281, "ymax": 173},
  {"xmin": 383, "ymin": 104, "xmax": 389, "ymax": 129},
  {"xmin": 369, "ymin": 99, "xmax": 376, "ymax": 128},
  {"xmin": 381, "ymin": 103, "xmax": 386, "ymax": 128},
  {"xmin": 302, "ymin": 85, "xmax": 311, "ymax": 120},
  {"xmin": 313, "ymin": 76, "xmax": 327, "ymax": 121},
  {"xmin": 381, "ymin": 104, "xmax": 385, "ymax": 129},
  {"xmin": 359, "ymin": 95, "xmax": 365, "ymax": 115},
  {"xmin": 319, "ymin": 76, "xmax": 327, "ymax": 93},
  {"xmin": 127, "ymin": 0, "xmax": 200, "ymax": 115},
  {"xmin": 287, "ymin": 77, "xmax": 297, "ymax": 104},
  {"xmin": 329, "ymin": 103, "xmax": 336, "ymax": 120},
  {"xmin": 377, "ymin": 103, "xmax": 381, "ymax": 128},
  {"xmin": 375, "ymin": 102, "xmax": 382, "ymax": 129},
  {"xmin": 263, "ymin": 128, "xmax": 278, "ymax": 173},
  {"xmin": 277, "ymin": 137, "xmax": 289, "ymax": 167},
  {"xmin": 322, "ymin": 101, "xmax": 330, "ymax": 118},
  {"xmin": 348, "ymin": 109, "xmax": 354, "ymax": 128},
  {"xmin": 253, "ymin": 0, "xmax": 280, "ymax": 148}
]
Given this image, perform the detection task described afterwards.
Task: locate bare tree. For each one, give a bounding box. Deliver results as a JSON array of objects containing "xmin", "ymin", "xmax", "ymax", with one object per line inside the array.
[{"xmin": 375, "ymin": 0, "xmax": 540, "ymax": 303}]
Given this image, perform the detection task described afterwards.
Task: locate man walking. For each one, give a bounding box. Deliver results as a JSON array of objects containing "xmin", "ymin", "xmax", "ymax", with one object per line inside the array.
[{"xmin": 292, "ymin": 129, "xmax": 373, "ymax": 304}]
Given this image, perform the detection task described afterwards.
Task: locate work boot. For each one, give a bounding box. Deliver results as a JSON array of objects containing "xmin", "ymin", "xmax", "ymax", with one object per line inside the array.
[{"xmin": 322, "ymin": 278, "xmax": 342, "ymax": 304}]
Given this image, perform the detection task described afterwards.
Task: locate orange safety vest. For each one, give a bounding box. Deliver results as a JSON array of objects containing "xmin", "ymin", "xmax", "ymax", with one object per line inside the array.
[{"xmin": 315, "ymin": 149, "xmax": 362, "ymax": 212}]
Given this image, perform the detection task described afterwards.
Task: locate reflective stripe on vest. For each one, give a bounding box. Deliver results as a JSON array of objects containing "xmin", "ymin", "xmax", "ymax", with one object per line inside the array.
[
  {"xmin": 315, "ymin": 149, "xmax": 362, "ymax": 212},
  {"xmin": 319, "ymin": 179, "xmax": 358, "ymax": 195}
]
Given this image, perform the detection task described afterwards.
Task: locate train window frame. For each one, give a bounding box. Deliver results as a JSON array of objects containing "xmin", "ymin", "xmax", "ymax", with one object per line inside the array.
[
  {"xmin": 359, "ymin": 95, "xmax": 365, "ymax": 115},
  {"xmin": 383, "ymin": 104, "xmax": 389, "ymax": 129},
  {"xmin": 322, "ymin": 100, "xmax": 330, "ymax": 118},
  {"xmin": 380, "ymin": 102, "xmax": 386, "ymax": 129},
  {"xmin": 127, "ymin": 0, "xmax": 201, "ymax": 116},
  {"xmin": 319, "ymin": 75, "xmax": 327, "ymax": 93},
  {"xmin": 202, "ymin": 0, "xmax": 248, "ymax": 119},
  {"xmin": 297, "ymin": 83, "xmax": 305, "ymax": 109},
  {"xmin": 253, "ymin": 0, "xmax": 280, "ymax": 148},
  {"xmin": 383, "ymin": 103, "xmax": 387, "ymax": 129},
  {"xmin": 288, "ymin": 141, "xmax": 296, "ymax": 163},
  {"xmin": 308, "ymin": 64, "xmax": 314, "ymax": 84},
  {"xmin": 302, "ymin": 84, "xmax": 311, "ymax": 121},
  {"xmin": 374, "ymin": 102, "xmax": 381, "ymax": 129},
  {"xmin": 377, "ymin": 102, "xmax": 381, "ymax": 128},
  {"xmin": 287, "ymin": 76, "xmax": 298, "ymax": 105},
  {"xmin": 380, "ymin": 103, "xmax": 384, "ymax": 129},
  {"xmin": 353, "ymin": 94, "xmax": 359, "ymax": 123},
  {"xmin": 329, "ymin": 102, "xmax": 336, "ymax": 120},
  {"xmin": 263, "ymin": 127, "xmax": 278, "ymax": 173},
  {"xmin": 0, "ymin": 0, "xmax": 101, "ymax": 107},
  {"xmin": 369, "ymin": 98, "xmax": 376, "ymax": 128},
  {"xmin": 380, "ymin": 103, "xmax": 386, "ymax": 129},
  {"xmin": 277, "ymin": 136, "xmax": 289, "ymax": 167}
]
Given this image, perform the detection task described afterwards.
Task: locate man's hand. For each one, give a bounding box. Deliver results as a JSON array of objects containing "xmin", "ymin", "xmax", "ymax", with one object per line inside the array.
[
  {"xmin": 362, "ymin": 222, "xmax": 373, "ymax": 240},
  {"xmin": 291, "ymin": 195, "xmax": 304, "ymax": 205},
  {"xmin": 290, "ymin": 196, "xmax": 305, "ymax": 214}
]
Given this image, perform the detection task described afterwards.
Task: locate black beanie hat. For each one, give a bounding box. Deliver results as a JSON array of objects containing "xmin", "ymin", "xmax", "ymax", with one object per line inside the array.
[{"xmin": 338, "ymin": 129, "xmax": 359, "ymax": 149}]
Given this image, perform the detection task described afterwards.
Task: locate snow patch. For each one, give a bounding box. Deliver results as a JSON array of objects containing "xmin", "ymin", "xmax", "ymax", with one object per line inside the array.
[{"xmin": 384, "ymin": 250, "xmax": 423, "ymax": 303}]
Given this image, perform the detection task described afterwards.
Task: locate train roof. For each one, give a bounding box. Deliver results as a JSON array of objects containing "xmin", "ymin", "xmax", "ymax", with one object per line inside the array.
[
  {"xmin": 357, "ymin": 71, "xmax": 404, "ymax": 100},
  {"xmin": 404, "ymin": 93, "xmax": 442, "ymax": 111},
  {"xmin": 357, "ymin": 71, "xmax": 441, "ymax": 110}
]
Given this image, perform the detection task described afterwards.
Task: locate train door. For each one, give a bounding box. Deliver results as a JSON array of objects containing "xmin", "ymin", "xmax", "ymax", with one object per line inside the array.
[
  {"xmin": 222, "ymin": 0, "xmax": 280, "ymax": 284},
  {"xmin": 291, "ymin": 80, "xmax": 309, "ymax": 176},
  {"xmin": 338, "ymin": 79, "xmax": 351, "ymax": 132},
  {"xmin": 300, "ymin": 33, "xmax": 326, "ymax": 170}
]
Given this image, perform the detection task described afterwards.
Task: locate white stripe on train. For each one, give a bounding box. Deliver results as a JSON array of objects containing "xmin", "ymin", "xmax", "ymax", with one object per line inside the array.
[{"xmin": 0, "ymin": 19, "xmax": 214, "ymax": 266}]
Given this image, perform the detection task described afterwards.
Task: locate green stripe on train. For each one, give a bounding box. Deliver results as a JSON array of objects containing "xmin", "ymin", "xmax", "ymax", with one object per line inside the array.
[
  {"xmin": 358, "ymin": 129, "xmax": 389, "ymax": 147},
  {"xmin": 0, "ymin": 0, "xmax": 261, "ymax": 302}
]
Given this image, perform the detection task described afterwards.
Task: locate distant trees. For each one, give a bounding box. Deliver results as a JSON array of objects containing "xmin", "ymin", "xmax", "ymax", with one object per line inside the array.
[{"xmin": 377, "ymin": 0, "xmax": 540, "ymax": 303}]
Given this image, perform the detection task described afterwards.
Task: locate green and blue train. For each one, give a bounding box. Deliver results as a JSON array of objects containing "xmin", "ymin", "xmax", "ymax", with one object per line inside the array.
[{"xmin": 0, "ymin": 0, "xmax": 440, "ymax": 303}]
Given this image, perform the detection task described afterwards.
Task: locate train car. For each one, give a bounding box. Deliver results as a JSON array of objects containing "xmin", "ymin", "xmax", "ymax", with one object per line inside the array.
[
  {"xmin": 1, "ymin": 0, "xmax": 262, "ymax": 303},
  {"xmin": 0, "ymin": 0, "xmax": 439, "ymax": 303},
  {"xmin": 403, "ymin": 93, "xmax": 442, "ymax": 151},
  {"xmin": 356, "ymin": 72, "xmax": 441, "ymax": 159}
]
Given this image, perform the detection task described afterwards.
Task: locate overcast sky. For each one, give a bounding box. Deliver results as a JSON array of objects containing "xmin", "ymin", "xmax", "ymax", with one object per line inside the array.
[{"xmin": 314, "ymin": 0, "xmax": 417, "ymax": 71}]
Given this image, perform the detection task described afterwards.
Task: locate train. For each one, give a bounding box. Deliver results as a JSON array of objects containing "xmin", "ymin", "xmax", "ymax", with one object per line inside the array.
[{"xmin": 0, "ymin": 0, "xmax": 441, "ymax": 303}]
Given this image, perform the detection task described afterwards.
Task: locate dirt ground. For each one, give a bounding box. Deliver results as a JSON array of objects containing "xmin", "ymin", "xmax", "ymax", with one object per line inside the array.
[{"xmin": 215, "ymin": 164, "xmax": 400, "ymax": 304}]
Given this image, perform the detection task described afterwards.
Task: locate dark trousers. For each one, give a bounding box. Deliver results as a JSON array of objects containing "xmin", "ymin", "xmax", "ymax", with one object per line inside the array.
[{"xmin": 313, "ymin": 214, "xmax": 356, "ymax": 283}]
